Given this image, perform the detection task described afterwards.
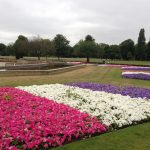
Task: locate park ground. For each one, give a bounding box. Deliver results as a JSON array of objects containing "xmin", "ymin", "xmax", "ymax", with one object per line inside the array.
[{"xmin": 0, "ymin": 62, "xmax": 150, "ymax": 150}]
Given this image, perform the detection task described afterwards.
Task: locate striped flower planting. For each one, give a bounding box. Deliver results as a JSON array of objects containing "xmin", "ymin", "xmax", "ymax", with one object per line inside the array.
[{"xmin": 122, "ymin": 72, "xmax": 150, "ymax": 80}]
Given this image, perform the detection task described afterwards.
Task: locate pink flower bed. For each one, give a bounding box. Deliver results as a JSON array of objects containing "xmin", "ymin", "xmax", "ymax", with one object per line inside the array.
[{"xmin": 0, "ymin": 88, "xmax": 107, "ymax": 149}]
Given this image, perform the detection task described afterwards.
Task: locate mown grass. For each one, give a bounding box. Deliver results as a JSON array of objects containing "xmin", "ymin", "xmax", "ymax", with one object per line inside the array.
[
  {"xmin": 109, "ymin": 60, "xmax": 150, "ymax": 66},
  {"xmin": 0, "ymin": 65, "xmax": 150, "ymax": 150},
  {"xmin": 1, "ymin": 56, "xmax": 150, "ymax": 66},
  {"xmin": 24, "ymin": 57, "xmax": 150, "ymax": 66},
  {"xmin": 53, "ymin": 123, "xmax": 150, "ymax": 150},
  {"xmin": 0, "ymin": 65, "xmax": 149, "ymax": 88}
]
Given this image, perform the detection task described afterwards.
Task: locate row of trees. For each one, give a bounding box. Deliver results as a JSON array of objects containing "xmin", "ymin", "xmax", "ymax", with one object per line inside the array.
[{"xmin": 0, "ymin": 28, "xmax": 150, "ymax": 62}]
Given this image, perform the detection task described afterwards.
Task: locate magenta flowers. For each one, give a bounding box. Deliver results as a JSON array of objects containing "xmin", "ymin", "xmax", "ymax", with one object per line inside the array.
[{"xmin": 0, "ymin": 88, "xmax": 107, "ymax": 149}]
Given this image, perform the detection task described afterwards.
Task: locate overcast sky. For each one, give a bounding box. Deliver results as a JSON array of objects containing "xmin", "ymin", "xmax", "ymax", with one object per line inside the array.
[{"xmin": 0, "ymin": 0, "xmax": 150, "ymax": 45}]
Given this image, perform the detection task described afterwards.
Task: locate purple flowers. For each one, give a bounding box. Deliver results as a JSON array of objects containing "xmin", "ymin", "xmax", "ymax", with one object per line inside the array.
[
  {"xmin": 66, "ymin": 82, "xmax": 150, "ymax": 99},
  {"xmin": 122, "ymin": 72, "xmax": 150, "ymax": 81},
  {"xmin": 0, "ymin": 88, "xmax": 107, "ymax": 149}
]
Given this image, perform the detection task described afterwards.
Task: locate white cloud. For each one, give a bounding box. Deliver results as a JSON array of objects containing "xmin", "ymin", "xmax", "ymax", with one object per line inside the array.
[{"xmin": 0, "ymin": 0, "xmax": 150, "ymax": 45}]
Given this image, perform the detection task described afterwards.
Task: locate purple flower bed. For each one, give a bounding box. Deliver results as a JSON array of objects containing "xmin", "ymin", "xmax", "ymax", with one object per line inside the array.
[
  {"xmin": 122, "ymin": 73, "xmax": 150, "ymax": 81},
  {"xmin": 66, "ymin": 82, "xmax": 150, "ymax": 99}
]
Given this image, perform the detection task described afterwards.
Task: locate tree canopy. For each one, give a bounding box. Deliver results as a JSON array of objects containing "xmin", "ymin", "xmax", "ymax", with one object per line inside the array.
[
  {"xmin": 0, "ymin": 29, "xmax": 150, "ymax": 61},
  {"xmin": 120, "ymin": 39, "xmax": 134, "ymax": 60},
  {"xmin": 75, "ymin": 35, "xmax": 97, "ymax": 62},
  {"xmin": 135, "ymin": 28, "xmax": 146, "ymax": 60},
  {"xmin": 53, "ymin": 34, "xmax": 70, "ymax": 59}
]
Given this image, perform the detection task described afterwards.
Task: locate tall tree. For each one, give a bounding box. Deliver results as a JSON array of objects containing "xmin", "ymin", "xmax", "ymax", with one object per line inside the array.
[
  {"xmin": 85, "ymin": 35, "xmax": 95, "ymax": 42},
  {"xmin": 13, "ymin": 35, "xmax": 28, "ymax": 59},
  {"xmin": 42, "ymin": 39, "xmax": 55, "ymax": 60},
  {"xmin": 0, "ymin": 43, "xmax": 6, "ymax": 56},
  {"xmin": 120, "ymin": 39, "xmax": 135, "ymax": 60},
  {"xmin": 75, "ymin": 35, "xmax": 97, "ymax": 62},
  {"xmin": 96, "ymin": 43, "xmax": 108, "ymax": 59},
  {"xmin": 108, "ymin": 45, "xmax": 121, "ymax": 59},
  {"xmin": 28, "ymin": 36, "xmax": 43, "ymax": 61},
  {"xmin": 53, "ymin": 34, "xmax": 70, "ymax": 59},
  {"xmin": 6, "ymin": 43, "xmax": 15, "ymax": 56},
  {"xmin": 135, "ymin": 29, "xmax": 146, "ymax": 60},
  {"xmin": 146, "ymin": 40, "xmax": 150, "ymax": 60}
]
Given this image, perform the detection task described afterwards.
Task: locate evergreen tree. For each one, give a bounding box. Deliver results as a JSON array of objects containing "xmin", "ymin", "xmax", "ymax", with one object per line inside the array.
[
  {"xmin": 135, "ymin": 29, "xmax": 146, "ymax": 60},
  {"xmin": 13, "ymin": 35, "xmax": 28, "ymax": 59},
  {"xmin": 75, "ymin": 35, "xmax": 97, "ymax": 63},
  {"xmin": 53, "ymin": 34, "xmax": 70, "ymax": 59},
  {"xmin": 85, "ymin": 35, "xmax": 95, "ymax": 42},
  {"xmin": 146, "ymin": 40, "xmax": 150, "ymax": 60},
  {"xmin": 120, "ymin": 39, "xmax": 135, "ymax": 60},
  {"xmin": 0, "ymin": 43, "xmax": 6, "ymax": 55}
]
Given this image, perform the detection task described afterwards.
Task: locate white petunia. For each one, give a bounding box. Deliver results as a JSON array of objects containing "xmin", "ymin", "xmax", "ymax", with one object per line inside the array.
[{"xmin": 17, "ymin": 84, "xmax": 150, "ymax": 128}]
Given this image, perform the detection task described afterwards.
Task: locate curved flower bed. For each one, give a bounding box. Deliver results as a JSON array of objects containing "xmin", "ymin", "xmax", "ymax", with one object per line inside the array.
[
  {"xmin": 66, "ymin": 82, "xmax": 150, "ymax": 99},
  {"xmin": 122, "ymin": 66, "xmax": 150, "ymax": 71},
  {"xmin": 67, "ymin": 62, "xmax": 82, "ymax": 64},
  {"xmin": 18, "ymin": 84, "xmax": 150, "ymax": 129},
  {"xmin": 0, "ymin": 88, "xmax": 106, "ymax": 149},
  {"xmin": 99, "ymin": 64, "xmax": 127, "ymax": 67},
  {"xmin": 122, "ymin": 72, "xmax": 150, "ymax": 80}
]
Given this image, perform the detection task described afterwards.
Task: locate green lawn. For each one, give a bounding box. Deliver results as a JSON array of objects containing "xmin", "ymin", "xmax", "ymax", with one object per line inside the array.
[
  {"xmin": 26, "ymin": 57, "xmax": 150, "ymax": 66},
  {"xmin": 1, "ymin": 56, "xmax": 150, "ymax": 66},
  {"xmin": 54, "ymin": 123, "xmax": 150, "ymax": 150},
  {"xmin": 0, "ymin": 65, "xmax": 150, "ymax": 150},
  {"xmin": 0, "ymin": 65, "xmax": 149, "ymax": 88},
  {"xmin": 109, "ymin": 60, "xmax": 150, "ymax": 66}
]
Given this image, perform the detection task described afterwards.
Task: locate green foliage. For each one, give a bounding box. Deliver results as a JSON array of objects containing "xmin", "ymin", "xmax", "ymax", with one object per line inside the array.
[
  {"xmin": 28, "ymin": 37, "xmax": 55, "ymax": 60},
  {"xmin": 6, "ymin": 43, "xmax": 15, "ymax": 56},
  {"xmin": 1, "ymin": 29, "xmax": 150, "ymax": 61},
  {"xmin": 85, "ymin": 35, "xmax": 95, "ymax": 41},
  {"xmin": 53, "ymin": 34, "xmax": 70, "ymax": 59},
  {"xmin": 96, "ymin": 43, "xmax": 108, "ymax": 58},
  {"xmin": 75, "ymin": 35, "xmax": 97, "ymax": 62},
  {"xmin": 13, "ymin": 35, "xmax": 28, "ymax": 59},
  {"xmin": 146, "ymin": 41, "xmax": 150, "ymax": 60},
  {"xmin": 40, "ymin": 39, "xmax": 55, "ymax": 59},
  {"xmin": 136, "ymin": 28, "xmax": 146, "ymax": 60},
  {"xmin": 104, "ymin": 45, "xmax": 121, "ymax": 59},
  {"xmin": 0, "ymin": 43, "xmax": 6, "ymax": 50},
  {"xmin": 120, "ymin": 39, "xmax": 135, "ymax": 60},
  {"xmin": 127, "ymin": 51, "xmax": 133, "ymax": 60},
  {"xmin": 0, "ymin": 43, "xmax": 6, "ymax": 55}
]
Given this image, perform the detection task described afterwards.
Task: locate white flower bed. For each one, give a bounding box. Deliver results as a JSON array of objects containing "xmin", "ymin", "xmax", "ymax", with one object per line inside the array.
[
  {"xmin": 122, "ymin": 71, "xmax": 150, "ymax": 75},
  {"xmin": 17, "ymin": 84, "xmax": 150, "ymax": 128}
]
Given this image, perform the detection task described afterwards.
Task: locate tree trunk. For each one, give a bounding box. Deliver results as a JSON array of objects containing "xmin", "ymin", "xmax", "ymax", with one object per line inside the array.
[
  {"xmin": 38, "ymin": 55, "xmax": 40, "ymax": 61},
  {"xmin": 87, "ymin": 56, "xmax": 90, "ymax": 63},
  {"xmin": 58, "ymin": 56, "xmax": 60, "ymax": 61}
]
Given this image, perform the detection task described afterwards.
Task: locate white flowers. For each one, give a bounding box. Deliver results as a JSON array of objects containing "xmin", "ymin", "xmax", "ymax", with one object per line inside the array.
[
  {"xmin": 122, "ymin": 71, "xmax": 150, "ymax": 75},
  {"xmin": 17, "ymin": 84, "xmax": 150, "ymax": 128}
]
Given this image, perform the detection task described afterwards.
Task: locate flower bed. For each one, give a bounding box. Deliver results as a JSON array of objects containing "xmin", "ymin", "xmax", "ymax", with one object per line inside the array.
[
  {"xmin": 99, "ymin": 64, "xmax": 128, "ymax": 67},
  {"xmin": 122, "ymin": 72, "xmax": 150, "ymax": 80},
  {"xmin": 66, "ymin": 82, "xmax": 150, "ymax": 99},
  {"xmin": 122, "ymin": 66, "xmax": 150, "ymax": 71},
  {"xmin": 18, "ymin": 84, "xmax": 150, "ymax": 129},
  {"xmin": 0, "ymin": 88, "xmax": 106, "ymax": 149},
  {"xmin": 67, "ymin": 62, "xmax": 82, "ymax": 64}
]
